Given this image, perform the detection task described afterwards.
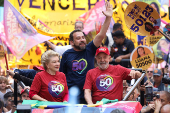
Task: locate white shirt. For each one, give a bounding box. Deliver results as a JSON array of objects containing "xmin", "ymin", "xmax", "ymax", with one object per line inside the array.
[
  {"xmin": 106, "ymin": 32, "xmax": 114, "ymax": 52},
  {"xmin": 0, "ymin": 89, "xmax": 12, "ymax": 101},
  {"xmin": 54, "ymin": 45, "xmax": 72, "ymax": 56}
]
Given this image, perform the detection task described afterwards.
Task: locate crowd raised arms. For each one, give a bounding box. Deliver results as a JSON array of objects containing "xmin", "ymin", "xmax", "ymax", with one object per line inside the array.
[{"xmin": 1, "ymin": 1, "xmax": 170, "ymax": 113}]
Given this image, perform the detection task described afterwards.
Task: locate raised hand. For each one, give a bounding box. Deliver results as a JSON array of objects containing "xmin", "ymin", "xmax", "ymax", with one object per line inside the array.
[
  {"xmin": 6, "ymin": 70, "xmax": 15, "ymax": 77},
  {"xmin": 102, "ymin": 1, "xmax": 113, "ymax": 17}
]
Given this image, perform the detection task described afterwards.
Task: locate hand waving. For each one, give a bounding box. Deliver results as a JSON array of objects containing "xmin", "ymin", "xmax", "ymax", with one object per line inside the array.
[{"xmin": 102, "ymin": 1, "xmax": 113, "ymax": 17}]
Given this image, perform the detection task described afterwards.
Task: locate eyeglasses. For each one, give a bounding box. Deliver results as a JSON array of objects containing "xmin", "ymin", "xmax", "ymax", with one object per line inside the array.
[{"xmin": 147, "ymin": 71, "xmax": 153, "ymax": 73}]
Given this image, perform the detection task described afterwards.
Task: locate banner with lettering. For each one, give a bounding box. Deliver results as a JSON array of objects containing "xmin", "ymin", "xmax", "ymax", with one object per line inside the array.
[
  {"xmin": 130, "ymin": 45, "xmax": 154, "ymax": 70},
  {"xmin": 0, "ymin": 21, "xmax": 69, "ymax": 66},
  {"xmin": 4, "ymin": 0, "xmax": 54, "ymax": 59},
  {"xmin": 3, "ymin": 0, "xmax": 170, "ymax": 66},
  {"xmin": 125, "ymin": 2, "xmax": 161, "ymax": 36},
  {"xmin": 135, "ymin": 0, "xmax": 169, "ymax": 46},
  {"xmin": 146, "ymin": 35, "xmax": 162, "ymax": 46},
  {"xmin": 78, "ymin": 0, "xmax": 112, "ymax": 34}
]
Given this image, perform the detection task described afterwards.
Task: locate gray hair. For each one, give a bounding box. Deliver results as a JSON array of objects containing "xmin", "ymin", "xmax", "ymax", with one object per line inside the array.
[
  {"xmin": 75, "ymin": 21, "xmax": 84, "ymax": 28},
  {"xmin": 41, "ymin": 50, "xmax": 59, "ymax": 70}
]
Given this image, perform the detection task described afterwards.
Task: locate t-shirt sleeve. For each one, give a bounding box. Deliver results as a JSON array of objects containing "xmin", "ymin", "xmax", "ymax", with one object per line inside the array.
[
  {"xmin": 59, "ymin": 53, "xmax": 67, "ymax": 74},
  {"xmin": 128, "ymin": 40, "xmax": 135, "ymax": 53},
  {"xmin": 83, "ymin": 71, "xmax": 93, "ymax": 90},
  {"xmin": 117, "ymin": 65, "xmax": 131, "ymax": 80},
  {"xmin": 29, "ymin": 73, "xmax": 42, "ymax": 98},
  {"xmin": 87, "ymin": 41, "xmax": 98, "ymax": 55}
]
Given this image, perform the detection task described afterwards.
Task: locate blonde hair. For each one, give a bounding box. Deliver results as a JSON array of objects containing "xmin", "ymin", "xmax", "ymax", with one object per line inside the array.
[
  {"xmin": 0, "ymin": 76, "xmax": 9, "ymax": 85},
  {"xmin": 41, "ymin": 50, "xmax": 59, "ymax": 70}
]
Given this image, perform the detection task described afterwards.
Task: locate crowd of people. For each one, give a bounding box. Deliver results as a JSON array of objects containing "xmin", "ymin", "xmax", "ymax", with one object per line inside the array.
[{"xmin": 0, "ymin": 1, "xmax": 170, "ymax": 113}]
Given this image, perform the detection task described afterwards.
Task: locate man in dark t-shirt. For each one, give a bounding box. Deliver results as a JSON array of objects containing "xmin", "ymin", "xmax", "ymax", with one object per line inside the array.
[
  {"xmin": 59, "ymin": 1, "xmax": 113, "ymax": 104},
  {"xmin": 111, "ymin": 30, "xmax": 134, "ymax": 68}
]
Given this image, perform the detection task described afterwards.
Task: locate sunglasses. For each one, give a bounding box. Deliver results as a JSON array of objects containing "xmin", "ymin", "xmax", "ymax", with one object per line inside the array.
[{"xmin": 147, "ymin": 71, "xmax": 153, "ymax": 73}]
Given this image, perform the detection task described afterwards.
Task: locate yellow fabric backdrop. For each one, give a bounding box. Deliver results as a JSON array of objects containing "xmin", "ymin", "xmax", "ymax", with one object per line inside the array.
[{"xmin": 6, "ymin": 0, "xmax": 169, "ymax": 66}]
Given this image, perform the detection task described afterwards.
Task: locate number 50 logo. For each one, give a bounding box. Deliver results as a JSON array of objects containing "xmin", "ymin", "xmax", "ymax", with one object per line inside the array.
[
  {"xmin": 100, "ymin": 77, "xmax": 112, "ymax": 87},
  {"xmin": 96, "ymin": 75, "xmax": 114, "ymax": 91}
]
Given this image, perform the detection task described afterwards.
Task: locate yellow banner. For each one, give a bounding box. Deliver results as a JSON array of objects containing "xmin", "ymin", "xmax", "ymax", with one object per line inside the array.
[
  {"xmin": 9, "ymin": 0, "xmax": 101, "ymax": 34},
  {"xmin": 7, "ymin": 0, "xmax": 169, "ymax": 66},
  {"xmin": 146, "ymin": 35, "xmax": 162, "ymax": 46}
]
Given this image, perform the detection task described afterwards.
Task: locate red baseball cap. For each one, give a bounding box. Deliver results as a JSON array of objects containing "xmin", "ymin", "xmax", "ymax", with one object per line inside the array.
[
  {"xmin": 20, "ymin": 89, "xmax": 25, "ymax": 95},
  {"xmin": 33, "ymin": 66, "xmax": 45, "ymax": 71},
  {"xmin": 95, "ymin": 47, "xmax": 110, "ymax": 56}
]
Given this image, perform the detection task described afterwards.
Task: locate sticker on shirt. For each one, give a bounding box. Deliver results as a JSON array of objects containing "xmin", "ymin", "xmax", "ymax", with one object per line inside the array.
[
  {"xmin": 72, "ymin": 58, "xmax": 87, "ymax": 74},
  {"xmin": 96, "ymin": 74, "xmax": 115, "ymax": 91},
  {"xmin": 122, "ymin": 46, "xmax": 127, "ymax": 51},
  {"xmin": 114, "ymin": 47, "xmax": 118, "ymax": 52},
  {"xmin": 48, "ymin": 81, "xmax": 64, "ymax": 98}
]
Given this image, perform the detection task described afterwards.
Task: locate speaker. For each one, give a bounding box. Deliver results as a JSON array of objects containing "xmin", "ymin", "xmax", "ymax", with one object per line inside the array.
[{"xmin": 17, "ymin": 104, "xmax": 31, "ymax": 113}]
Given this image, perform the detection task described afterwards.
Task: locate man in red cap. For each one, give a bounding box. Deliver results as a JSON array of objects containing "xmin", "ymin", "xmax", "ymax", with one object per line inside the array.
[{"xmin": 83, "ymin": 47, "xmax": 141, "ymax": 104}]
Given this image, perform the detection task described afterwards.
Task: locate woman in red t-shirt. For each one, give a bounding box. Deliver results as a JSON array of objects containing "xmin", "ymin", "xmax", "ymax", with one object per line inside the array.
[{"xmin": 29, "ymin": 50, "xmax": 69, "ymax": 102}]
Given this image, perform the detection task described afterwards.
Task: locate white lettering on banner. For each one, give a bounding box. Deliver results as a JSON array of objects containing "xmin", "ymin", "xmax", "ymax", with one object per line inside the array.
[
  {"xmin": 96, "ymin": 6, "xmax": 105, "ymax": 18},
  {"xmin": 11, "ymin": 16, "xmax": 17, "ymax": 34},
  {"xmin": 118, "ymin": 105, "xmax": 136, "ymax": 113},
  {"xmin": 6, "ymin": 7, "xmax": 18, "ymax": 41},
  {"xmin": 51, "ymin": 85, "xmax": 63, "ymax": 92},
  {"xmin": 6, "ymin": 7, "xmax": 26, "ymax": 54},
  {"xmin": 7, "ymin": 8, "xmax": 12, "ymax": 38},
  {"xmin": 86, "ymin": 5, "xmax": 105, "ymax": 23},
  {"xmin": 87, "ymin": 10, "xmax": 97, "ymax": 22}
]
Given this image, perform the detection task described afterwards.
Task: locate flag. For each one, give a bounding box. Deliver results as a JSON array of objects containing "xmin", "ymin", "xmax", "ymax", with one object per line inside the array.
[
  {"xmin": 4, "ymin": 0, "xmax": 54, "ymax": 59},
  {"xmin": 22, "ymin": 100, "xmax": 142, "ymax": 113},
  {"xmin": 78, "ymin": 0, "xmax": 114, "ymax": 34}
]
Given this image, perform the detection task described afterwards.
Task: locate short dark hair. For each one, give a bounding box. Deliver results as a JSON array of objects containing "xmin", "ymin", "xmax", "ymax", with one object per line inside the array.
[
  {"xmin": 150, "ymin": 2, "xmax": 160, "ymax": 14},
  {"xmin": 137, "ymin": 46, "xmax": 145, "ymax": 58},
  {"xmin": 69, "ymin": 29, "xmax": 83, "ymax": 42},
  {"xmin": 145, "ymin": 22, "xmax": 153, "ymax": 32},
  {"xmin": 17, "ymin": 93, "xmax": 22, "ymax": 100},
  {"xmin": 112, "ymin": 30, "xmax": 125, "ymax": 39},
  {"xmin": 113, "ymin": 23, "xmax": 122, "ymax": 31},
  {"xmin": 160, "ymin": 91, "xmax": 170, "ymax": 101},
  {"xmin": 4, "ymin": 92, "xmax": 14, "ymax": 102},
  {"xmin": 0, "ymin": 100, "xmax": 4, "ymax": 109}
]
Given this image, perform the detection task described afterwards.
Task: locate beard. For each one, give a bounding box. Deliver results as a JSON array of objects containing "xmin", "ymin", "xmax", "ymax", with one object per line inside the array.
[
  {"xmin": 74, "ymin": 42, "xmax": 86, "ymax": 50},
  {"xmin": 97, "ymin": 61, "xmax": 109, "ymax": 70}
]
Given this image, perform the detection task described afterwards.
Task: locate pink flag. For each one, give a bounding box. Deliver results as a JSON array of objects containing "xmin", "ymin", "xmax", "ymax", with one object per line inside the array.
[
  {"xmin": 78, "ymin": 0, "xmax": 114, "ymax": 34},
  {"xmin": 4, "ymin": 0, "xmax": 54, "ymax": 59}
]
